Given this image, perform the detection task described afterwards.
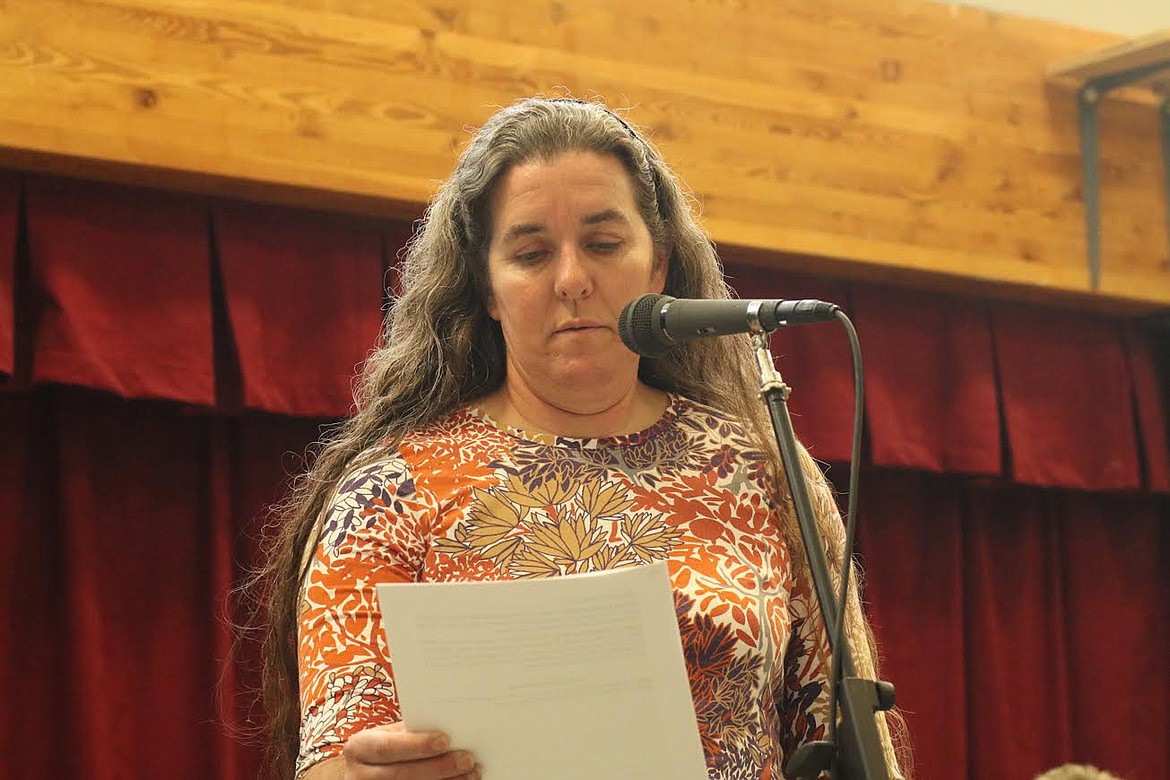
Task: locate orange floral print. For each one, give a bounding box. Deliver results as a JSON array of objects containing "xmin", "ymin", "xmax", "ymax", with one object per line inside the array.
[{"xmin": 297, "ymin": 395, "xmax": 833, "ymax": 779}]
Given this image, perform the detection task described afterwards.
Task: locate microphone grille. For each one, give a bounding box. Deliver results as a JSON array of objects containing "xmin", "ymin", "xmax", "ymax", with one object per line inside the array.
[{"xmin": 619, "ymin": 294, "xmax": 675, "ymax": 358}]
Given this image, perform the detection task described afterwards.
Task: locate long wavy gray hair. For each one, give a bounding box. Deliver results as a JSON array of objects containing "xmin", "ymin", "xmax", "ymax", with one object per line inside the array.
[{"xmin": 254, "ymin": 96, "xmax": 904, "ymax": 776}]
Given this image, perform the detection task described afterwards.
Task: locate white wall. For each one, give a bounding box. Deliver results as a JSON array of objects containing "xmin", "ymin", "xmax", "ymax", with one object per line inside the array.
[{"xmin": 957, "ymin": 0, "xmax": 1170, "ymax": 36}]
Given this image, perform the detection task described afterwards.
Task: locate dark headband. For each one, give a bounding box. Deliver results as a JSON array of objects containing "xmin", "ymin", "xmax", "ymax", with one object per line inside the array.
[{"xmin": 544, "ymin": 97, "xmax": 645, "ymax": 144}]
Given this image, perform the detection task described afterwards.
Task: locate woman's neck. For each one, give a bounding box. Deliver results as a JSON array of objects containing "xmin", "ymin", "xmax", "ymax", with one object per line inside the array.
[{"xmin": 478, "ymin": 380, "xmax": 668, "ymax": 439}]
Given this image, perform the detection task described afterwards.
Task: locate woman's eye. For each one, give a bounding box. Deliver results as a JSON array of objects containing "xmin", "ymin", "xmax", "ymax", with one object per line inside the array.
[
  {"xmin": 515, "ymin": 249, "xmax": 546, "ymax": 263},
  {"xmin": 589, "ymin": 241, "xmax": 622, "ymax": 253}
]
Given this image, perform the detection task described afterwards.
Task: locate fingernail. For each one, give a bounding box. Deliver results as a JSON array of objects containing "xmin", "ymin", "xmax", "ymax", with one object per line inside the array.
[
  {"xmin": 431, "ymin": 734, "xmax": 450, "ymax": 751},
  {"xmin": 456, "ymin": 752, "xmax": 475, "ymax": 771}
]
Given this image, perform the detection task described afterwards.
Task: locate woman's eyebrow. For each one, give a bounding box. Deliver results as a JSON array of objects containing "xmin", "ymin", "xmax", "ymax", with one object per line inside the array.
[
  {"xmin": 500, "ymin": 209, "xmax": 629, "ymax": 244},
  {"xmin": 581, "ymin": 208, "xmax": 628, "ymax": 226},
  {"xmin": 500, "ymin": 222, "xmax": 545, "ymax": 243}
]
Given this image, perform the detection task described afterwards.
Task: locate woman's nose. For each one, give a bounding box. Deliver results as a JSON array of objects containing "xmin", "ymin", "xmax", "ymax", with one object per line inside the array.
[{"xmin": 553, "ymin": 244, "xmax": 593, "ymax": 300}]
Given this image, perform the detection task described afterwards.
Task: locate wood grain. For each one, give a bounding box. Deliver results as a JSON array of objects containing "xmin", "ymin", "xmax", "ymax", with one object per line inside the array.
[{"xmin": 0, "ymin": 0, "xmax": 1166, "ymax": 310}]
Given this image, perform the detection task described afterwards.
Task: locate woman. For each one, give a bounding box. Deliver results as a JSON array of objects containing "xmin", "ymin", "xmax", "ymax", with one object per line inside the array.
[{"xmin": 260, "ymin": 97, "xmax": 904, "ymax": 779}]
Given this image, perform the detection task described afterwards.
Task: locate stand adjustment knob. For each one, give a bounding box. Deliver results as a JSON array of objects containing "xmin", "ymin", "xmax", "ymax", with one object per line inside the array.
[{"xmin": 874, "ymin": 680, "xmax": 896, "ymax": 712}]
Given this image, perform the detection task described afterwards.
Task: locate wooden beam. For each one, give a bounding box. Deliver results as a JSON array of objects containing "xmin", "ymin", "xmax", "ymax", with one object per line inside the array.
[
  {"xmin": 1048, "ymin": 28, "xmax": 1170, "ymax": 83},
  {"xmin": 1, "ymin": 0, "xmax": 1167, "ymax": 312}
]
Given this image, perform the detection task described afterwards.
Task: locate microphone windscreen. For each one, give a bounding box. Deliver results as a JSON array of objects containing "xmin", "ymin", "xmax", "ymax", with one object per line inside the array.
[{"xmin": 619, "ymin": 294, "xmax": 675, "ymax": 358}]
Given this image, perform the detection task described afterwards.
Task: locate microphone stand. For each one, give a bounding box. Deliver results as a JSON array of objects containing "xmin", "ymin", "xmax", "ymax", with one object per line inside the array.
[{"xmin": 749, "ymin": 331, "xmax": 895, "ymax": 780}]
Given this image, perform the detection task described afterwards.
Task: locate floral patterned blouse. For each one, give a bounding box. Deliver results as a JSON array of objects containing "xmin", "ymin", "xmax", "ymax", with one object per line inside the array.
[{"xmin": 297, "ymin": 394, "xmax": 833, "ymax": 779}]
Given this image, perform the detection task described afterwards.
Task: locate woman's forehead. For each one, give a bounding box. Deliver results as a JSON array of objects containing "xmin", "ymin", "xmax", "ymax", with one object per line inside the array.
[{"xmin": 488, "ymin": 152, "xmax": 641, "ymax": 227}]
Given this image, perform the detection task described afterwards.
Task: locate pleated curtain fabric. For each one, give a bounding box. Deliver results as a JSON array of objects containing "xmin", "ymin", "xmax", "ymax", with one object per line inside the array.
[
  {"xmin": 991, "ymin": 302, "xmax": 1141, "ymax": 490},
  {"xmin": 1123, "ymin": 322, "xmax": 1170, "ymax": 491},
  {"xmin": 0, "ymin": 386, "xmax": 326, "ymax": 779},
  {"xmin": 24, "ymin": 176, "xmax": 215, "ymax": 406},
  {"xmin": 859, "ymin": 476, "xmax": 1169, "ymax": 780},
  {"xmin": 0, "ymin": 174, "xmax": 17, "ymax": 380},
  {"xmin": 213, "ymin": 202, "xmax": 385, "ymax": 418},
  {"xmin": 851, "ymin": 284, "xmax": 1002, "ymax": 475}
]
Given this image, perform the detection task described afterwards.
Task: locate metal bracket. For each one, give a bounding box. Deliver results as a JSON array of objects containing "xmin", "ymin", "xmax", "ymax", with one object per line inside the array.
[
  {"xmin": 1073, "ymin": 58, "xmax": 1170, "ymax": 290},
  {"xmin": 1162, "ymin": 95, "xmax": 1170, "ymax": 251}
]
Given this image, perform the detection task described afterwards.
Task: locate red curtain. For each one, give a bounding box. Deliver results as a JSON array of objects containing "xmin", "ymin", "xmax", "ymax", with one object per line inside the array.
[
  {"xmin": 0, "ymin": 387, "xmax": 325, "ymax": 778},
  {"xmin": 860, "ymin": 473, "xmax": 1170, "ymax": 780},
  {"xmin": 992, "ymin": 303, "xmax": 1141, "ymax": 490},
  {"xmin": 0, "ymin": 172, "xmax": 18, "ymax": 378},
  {"xmin": 213, "ymin": 202, "xmax": 385, "ymax": 417},
  {"xmin": 1124, "ymin": 323, "xmax": 1170, "ymax": 492},
  {"xmin": 1, "ymin": 172, "xmax": 1168, "ymax": 779},
  {"xmin": 25, "ymin": 177, "xmax": 216, "ymax": 406},
  {"xmin": 852, "ymin": 285, "xmax": 1001, "ymax": 476}
]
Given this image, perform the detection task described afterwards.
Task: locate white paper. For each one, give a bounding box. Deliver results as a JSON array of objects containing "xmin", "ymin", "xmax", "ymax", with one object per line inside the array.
[{"xmin": 376, "ymin": 561, "xmax": 708, "ymax": 779}]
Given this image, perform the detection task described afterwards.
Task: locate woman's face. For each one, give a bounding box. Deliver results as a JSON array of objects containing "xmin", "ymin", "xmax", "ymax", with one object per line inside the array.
[{"xmin": 485, "ymin": 151, "xmax": 667, "ymax": 404}]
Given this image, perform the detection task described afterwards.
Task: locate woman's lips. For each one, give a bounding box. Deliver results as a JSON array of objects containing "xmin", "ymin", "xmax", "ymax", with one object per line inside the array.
[{"xmin": 556, "ymin": 320, "xmax": 606, "ymax": 334}]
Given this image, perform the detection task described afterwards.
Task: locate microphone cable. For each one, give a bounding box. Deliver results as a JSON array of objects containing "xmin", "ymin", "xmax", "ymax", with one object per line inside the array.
[{"xmin": 824, "ymin": 307, "xmax": 865, "ymax": 760}]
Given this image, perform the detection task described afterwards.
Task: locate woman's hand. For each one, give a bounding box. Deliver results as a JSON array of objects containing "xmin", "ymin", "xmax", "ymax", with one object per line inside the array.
[{"xmin": 340, "ymin": 723, "xmax": 480, "ymax": 779}]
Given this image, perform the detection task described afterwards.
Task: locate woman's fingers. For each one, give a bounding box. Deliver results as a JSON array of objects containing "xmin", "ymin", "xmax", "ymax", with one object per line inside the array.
[
  {"xmin": 341, "ymin": 723, "xmax": 480, "ymax": 778},
  {"xmin": 344, "ymin": 724, "xmax": 448, "ymax": 764},
  {"xmin": 344, "ymin": 753, "xmax": 480, "ymax": 780}
]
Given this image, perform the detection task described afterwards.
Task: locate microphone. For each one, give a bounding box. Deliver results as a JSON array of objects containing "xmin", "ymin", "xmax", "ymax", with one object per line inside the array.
[{"xmin": 618, "ymin": 294, "xmax": 840, "ymax": 357}]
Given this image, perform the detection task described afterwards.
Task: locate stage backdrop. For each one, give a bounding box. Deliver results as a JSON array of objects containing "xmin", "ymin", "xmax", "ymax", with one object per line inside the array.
[{"xmin": 1, "ymin": 172, "xmax": 1167, "ymax": 779}]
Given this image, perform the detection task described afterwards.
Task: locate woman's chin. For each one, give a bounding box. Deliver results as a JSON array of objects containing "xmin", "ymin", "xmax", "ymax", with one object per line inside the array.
[{"xmin": 547, "ymin": 359, "xmax": 633, "ymax": 390}]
